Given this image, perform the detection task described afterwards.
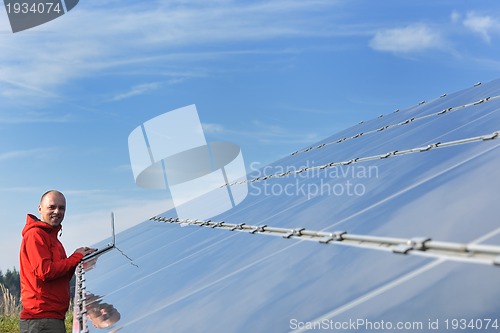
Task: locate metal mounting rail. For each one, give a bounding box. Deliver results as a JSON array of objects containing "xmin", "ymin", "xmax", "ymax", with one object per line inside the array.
[
  {"xmin": 223, "ymin": 130, "xmax": 500, "ymax": 187},
  {"xmin": 150, "ymin": 216, "xmax": 500, "ymax": 267},
  {"xmin": 291, "ymin": 91, "xmax": 499, "ymax": 156},
  {"xmin": 75, "ymin": 263, "xmax": 89, "ymax": 333}
]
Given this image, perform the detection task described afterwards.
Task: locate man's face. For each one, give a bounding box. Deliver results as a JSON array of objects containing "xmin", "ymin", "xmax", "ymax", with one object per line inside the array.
[{"xmin": 38, "ymin": 192, "xmax": 66, "ymax": 227}]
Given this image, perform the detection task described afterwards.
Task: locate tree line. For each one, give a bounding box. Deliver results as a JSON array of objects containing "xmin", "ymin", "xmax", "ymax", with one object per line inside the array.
[{"xmin": 0, "ymin": 268, "xmax": 21, "ymax": 302}]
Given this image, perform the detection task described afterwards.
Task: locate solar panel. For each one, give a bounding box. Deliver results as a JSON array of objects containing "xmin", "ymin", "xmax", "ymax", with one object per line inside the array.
[{"xmin": 73, "ymin": 79, "xmax": 500, "ymax": 333}]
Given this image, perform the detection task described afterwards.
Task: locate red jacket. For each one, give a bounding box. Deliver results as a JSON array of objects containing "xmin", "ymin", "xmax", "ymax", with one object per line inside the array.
[{"xmin": 19, "ymin": 214, "xmax": 84, "ymax": 320}]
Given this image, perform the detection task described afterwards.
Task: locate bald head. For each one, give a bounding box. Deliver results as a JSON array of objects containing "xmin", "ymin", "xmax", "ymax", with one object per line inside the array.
[
  {"xmin": 38, "ymin": 190, "xmax": 66, "ymax": 227},
  {"xmin": 40, "ymin": 190, "xmax": 65, "ymax": 203}
]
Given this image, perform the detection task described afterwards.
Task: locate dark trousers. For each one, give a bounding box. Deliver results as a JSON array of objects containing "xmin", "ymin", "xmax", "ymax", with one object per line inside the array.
[{"xmin": 19, "ymin": 318, "xmax": 66, "ymax": 333}]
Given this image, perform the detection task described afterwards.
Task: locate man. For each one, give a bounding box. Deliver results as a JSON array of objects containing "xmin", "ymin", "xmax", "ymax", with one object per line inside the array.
[{"xmin": 19, "ymin": 190, "xmax": 96, "ymax": 333}]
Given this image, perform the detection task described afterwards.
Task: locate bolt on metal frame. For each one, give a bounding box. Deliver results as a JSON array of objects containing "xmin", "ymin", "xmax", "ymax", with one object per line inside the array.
[
  {"xmin": 291, "ymin": 83, "xmax": 497, "ymax": 156},
  {"xmin": 223, "ymin": 130, "xmax": 500, "ymax": 187},
  {"xmin": 150, "ymin": 216, "xmax": 500, "ymax": 266}
]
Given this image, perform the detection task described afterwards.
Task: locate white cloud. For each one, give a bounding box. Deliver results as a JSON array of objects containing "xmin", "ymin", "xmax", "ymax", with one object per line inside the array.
[
  {"xmin": 0, "ymin": 150, "xmax": 35, "ymax": 162},
  {"xmin": 369, "ymin": 24, "xmax": 444, "ymax": 54},
  {"xmin": 0, "ymin": 148, "xmax": 56, "ymax": 161},
  {"xmin": 111, "ymin": 82, "xmax": 162, "ymax": 101},
  {"xmin": 462, "ymin": 12, "xmax": 500, "ymax": 43},
  {"xmin": 450, "ymin": 11, "xmax": 461, "ymax": 24},
  {"xmin": 0, "ymin": 0, "xmax": 337, "ymax": 106},
  {"xmin": 0, "ymin": 111, "xmax": 74, "ymax": 124},
  {"xmin": 202, "ymin": 119, "xmax": 322, "ymax": 146},
  {"xmin": 202, "ymin": 123, "xmax": 226, "ymax": 134},
  {"xmin": 248, "ymin": 120, "xmax": 322, "ymax": 145}
]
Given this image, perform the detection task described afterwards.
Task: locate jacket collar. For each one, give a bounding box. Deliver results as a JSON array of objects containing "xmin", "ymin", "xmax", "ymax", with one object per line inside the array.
[{"xmin": 22, "ymin": 214, "xmax": 62, "ymax": 236}]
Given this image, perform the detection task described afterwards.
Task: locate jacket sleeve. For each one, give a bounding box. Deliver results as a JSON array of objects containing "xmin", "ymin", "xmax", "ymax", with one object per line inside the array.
[{"xmin": 24, "ymin": 229, "xmax": 84, "ymax": 281}]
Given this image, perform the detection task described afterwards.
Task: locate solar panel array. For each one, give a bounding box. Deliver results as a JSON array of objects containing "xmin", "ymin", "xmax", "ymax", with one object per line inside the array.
[{"xmin": 73, "ymin": 79, "xmax": 500, "ymax": 333}]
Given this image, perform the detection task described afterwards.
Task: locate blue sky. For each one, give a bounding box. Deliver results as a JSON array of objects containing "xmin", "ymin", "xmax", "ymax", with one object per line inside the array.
[{"xmin": 1, "ymin": 0, "xmax": 500, "ymax": 270}]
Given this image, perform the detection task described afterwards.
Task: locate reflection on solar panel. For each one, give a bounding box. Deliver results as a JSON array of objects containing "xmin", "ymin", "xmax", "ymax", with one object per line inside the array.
[{"xmin": 73, "ymin": 79, "xmax": 500, "ymax": 333}]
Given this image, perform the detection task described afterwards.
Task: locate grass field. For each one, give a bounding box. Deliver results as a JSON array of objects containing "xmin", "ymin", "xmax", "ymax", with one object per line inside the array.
[{"xmin": 0, "ymin": 315, "xmax": 21, "ymax": 333}]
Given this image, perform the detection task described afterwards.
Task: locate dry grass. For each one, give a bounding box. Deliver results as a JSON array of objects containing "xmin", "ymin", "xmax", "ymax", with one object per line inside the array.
[
  {"xmin": 0, "ymin": 283, "xmax": 20, "ymax": 317},
  {"xmin": 0, "ymin": 283, "xmax": 21, "ymax": 332}
]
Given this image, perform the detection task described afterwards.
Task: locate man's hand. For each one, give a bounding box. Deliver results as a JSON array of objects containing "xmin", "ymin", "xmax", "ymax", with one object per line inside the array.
[{"xmin": 75, "ymin": 247, "xmax": 98, "ymax": 256}]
